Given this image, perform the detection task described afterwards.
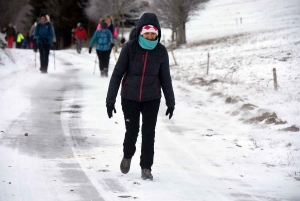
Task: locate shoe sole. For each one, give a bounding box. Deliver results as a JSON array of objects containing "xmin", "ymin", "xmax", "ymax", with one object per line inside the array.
[{"xmin": 142, "ymin": 177, "xmax": 153, "ymax": 180}]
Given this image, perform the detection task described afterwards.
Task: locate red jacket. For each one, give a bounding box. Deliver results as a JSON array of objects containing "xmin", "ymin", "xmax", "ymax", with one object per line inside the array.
[{"xmin": 74, "ymin": 27, "xmax": 87, "ymax": 39}]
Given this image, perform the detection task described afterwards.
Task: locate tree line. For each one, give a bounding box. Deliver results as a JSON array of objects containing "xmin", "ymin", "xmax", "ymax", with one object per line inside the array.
[{"xmin": 0, "ymin": 0, "xmax": 208, "ymax": 48}]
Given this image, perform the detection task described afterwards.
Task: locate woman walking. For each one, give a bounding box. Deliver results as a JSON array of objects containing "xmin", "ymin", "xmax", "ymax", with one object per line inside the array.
[
  {"xmin": 106, "ymin": 13, "xmax": 175, "ymax": 180},
  {"xmin": 89, "ymin": 22, "xmax": 113, "ymax": 77},
  {"xmin": 34, "ymin": 12, "xmax": 54, "ymax": 73}
]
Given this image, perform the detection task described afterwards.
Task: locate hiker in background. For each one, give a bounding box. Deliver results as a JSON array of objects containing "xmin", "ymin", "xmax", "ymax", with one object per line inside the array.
[
  {"xmin": 29, "ymin": 18, "xmax": 39, "ymax": 51},
  {"xmin": 96, "ymin": 16, "xmax": 126, "ymax": 47},
  {"xmin": 16, "ymin": 31, "xmax": 24, "ymax": 49},
  {"xmin": 104, "ymin": 15, "xmax": 117, "ymax": 51},
  {"xmin": 34, "ymin": 12, "xmax": 54, "ymax": 73},
  {"xmin": 74, "ymin": 23, "xmax": 87, "ymax": 54},
  {"xmin": 105, "ymin": 15, "xmax": 118, "ymax": 39},
  {"xmin": 46, "ymin": 15, "xmax": 57, "ymax": 48},
  {"xmin": 22, "ymin": 32, "xmax": 29, "ymax": 49},
  {"xmin": 96, "ymin": 18, "xmax": 105, "ymax": 30},
  {"xmin": 3, "ymin": 23, "xmax": 16, "ymax": 48},
  {"xmin": 89, "ymin": 22, "xmax": 113, "ymax": 77}
]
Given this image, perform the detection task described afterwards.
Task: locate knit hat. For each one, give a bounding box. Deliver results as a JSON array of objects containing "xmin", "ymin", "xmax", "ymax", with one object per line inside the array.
[
  {"xmin": 40, "ymin": 12, "xmax": 46, "ymax": 18},
  {"xmin": 101, "ymin": 22, "xmax": 108, "ymax": 30},
  {"xmin": 140, "ymin": 25, "xmax": 158, "ymax": 36}
]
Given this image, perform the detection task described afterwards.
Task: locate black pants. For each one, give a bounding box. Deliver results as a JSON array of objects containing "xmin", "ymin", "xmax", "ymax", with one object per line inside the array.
[
  {"xmin": 16, "ymin": 42, "xmax": 22, "ymax": 49},
  {"xmin": 38, "ymin": 44, "xmax": 51, "ymax": 72},
  {"xmin": 121, "ymin": 98, "xmax": 160, "ymax": 170},
  {"xmin": 96, "ymin": 50, "xmax": 110, "ymax": 71}
]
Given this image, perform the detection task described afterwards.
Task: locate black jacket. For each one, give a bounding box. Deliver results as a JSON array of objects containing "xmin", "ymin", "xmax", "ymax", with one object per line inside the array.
[
  {"xmin": 108, "ymin": 24, "xmax": 114, "ymax": 38},
  {"xmin": 129, "ymin": 27, "xmax": 137, "ymax": 41},
  {"xmin": 5, "ymin": 26, "xmax": 16, "ymax": 37},
  {"xmin": 106, "ymin": 13, "xmax": 175, "ymax": 107}
]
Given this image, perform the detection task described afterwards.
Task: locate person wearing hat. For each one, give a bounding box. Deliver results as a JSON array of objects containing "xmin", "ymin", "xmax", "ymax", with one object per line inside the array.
[
  {"xmin": 4, "ymin": 23, "xmax": 16, "ymax": 48},
  {"xmin": 89, "ymin": 22, "xmax": 113, "ymax": 77},
  {"xmin": 104, "ymin": 15, "xmax": 117, "ymax": 51},
  {"xmin": 96, "ymin": 16, "xmax": 120, "ymax": 50},
  {"xmin": 34, "ymin": 12, "xmax": 54, "ymax": 73},
  {"xmin": 74, "ymin": 22, "xmax": 87, "ymax": 54},
  {"xmin": 106, "ymin": 13, "xmax": 175, "ymax": 180}
]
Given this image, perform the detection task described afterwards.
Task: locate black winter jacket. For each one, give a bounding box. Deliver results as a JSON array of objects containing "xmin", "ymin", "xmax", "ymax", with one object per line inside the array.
[
  {"xmin": 5, "ymin": 27, "xmax": 16, "ymax": 37},
  {"xmin": 106, "ymin": 13, "xmax": 175, "ymax": 107},
  {"xmin": 129, "ymin": 27, "xmax": 137, "ymax": 41}
]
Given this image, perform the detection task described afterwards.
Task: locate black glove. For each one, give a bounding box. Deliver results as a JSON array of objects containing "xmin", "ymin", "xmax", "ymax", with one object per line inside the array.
[
  {"xmin": 106, "ymin": 103, "xmax": 116, "ymax": 118},
  {"xmin": 40, "ymin": 38, "xmax": 48, "ymax": 45},
  {"xmin": 120, "ymin": 37, "xmax": 126, "ymax": 44},
  {"xmin": 165, "ymin": 107, "xmax": 174, "ymax": 119},
  {"xmin": 89, "ymin": 47, "xmax": 92, "ymax": 54}
]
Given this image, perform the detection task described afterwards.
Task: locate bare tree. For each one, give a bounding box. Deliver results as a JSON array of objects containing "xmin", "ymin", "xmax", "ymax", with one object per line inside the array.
[
  {"xmin": 152, "ymin": 0, "xmax": 208, "ymax": 46},
  {"xmin": 0, "ymin": 0, "xmax": 31, "ymax": 31},
  {"xmin": 42, "ymin": 0, "xmax": 89, "ymax": 48},
  {"xmin": 85, "ymin": 0, "xmax": 112, "ymax": 23},
  {"xmin": 85, "ymin": 0, "xmax": 141, "ymax": 37}
]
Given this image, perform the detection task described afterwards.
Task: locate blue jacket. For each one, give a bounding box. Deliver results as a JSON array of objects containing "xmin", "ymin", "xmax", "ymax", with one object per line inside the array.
[
  {"xmin": 34, "ymin": 22, "xmax": 54, "ymax": 45},
  {"xmin": 90, "ymin": 29, "xmax": 112, "ymax": 51}
]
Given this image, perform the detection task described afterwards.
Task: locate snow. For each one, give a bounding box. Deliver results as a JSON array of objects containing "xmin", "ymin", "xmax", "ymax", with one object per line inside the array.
[{"xmin": 0, "ymin": 0, "xmax": 300, "ymax": 200}]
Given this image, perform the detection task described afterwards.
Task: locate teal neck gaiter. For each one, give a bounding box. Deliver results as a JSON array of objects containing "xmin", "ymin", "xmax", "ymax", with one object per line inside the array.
[{"xmin": 138, "ymin": 35, "xmax": 159, "ymax": 50}]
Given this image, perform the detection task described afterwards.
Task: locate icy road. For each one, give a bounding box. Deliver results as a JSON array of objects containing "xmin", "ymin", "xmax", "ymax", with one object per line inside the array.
[{"xmin": 0, "ymin": 48, "xmax": 299, "ymax": 201}]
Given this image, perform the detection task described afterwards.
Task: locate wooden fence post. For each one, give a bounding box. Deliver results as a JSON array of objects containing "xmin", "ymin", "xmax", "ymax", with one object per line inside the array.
[
  {"xmin": 207, "ymin": 52, "xmax": 210, "ymax": 75},
  {"xmin": 273, "ymin": 68, "xmax": 278, "ymax": 90},
  {"xmin": 170, "ymin": 49, "xmax": 177, "ymax": 66}
]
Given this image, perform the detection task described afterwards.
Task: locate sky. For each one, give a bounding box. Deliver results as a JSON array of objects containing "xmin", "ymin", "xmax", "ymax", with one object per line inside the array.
[{"xmin": 0, "ymin": 0, "xmax": 299, "ymax": 200}]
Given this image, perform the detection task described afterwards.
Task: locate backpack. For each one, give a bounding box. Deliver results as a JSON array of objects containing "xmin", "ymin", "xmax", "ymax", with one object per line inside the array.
[
  {"xmin": 36, "ymin": 22, "xmax": 51, "ymax": 35},
  {"xmin": 97, "ymin": 29, "xmax": 111, "ymax": 51}
]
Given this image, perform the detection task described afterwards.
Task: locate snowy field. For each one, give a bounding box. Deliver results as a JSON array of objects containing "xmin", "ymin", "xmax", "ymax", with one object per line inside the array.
[{"xmin": 0, "ymin": 0, "xmax": 300, "ymax": 200}]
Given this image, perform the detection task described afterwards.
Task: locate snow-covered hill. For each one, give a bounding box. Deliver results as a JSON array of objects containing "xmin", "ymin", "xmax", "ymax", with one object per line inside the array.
[{"xmin": 167, "ymin": 0, "xmax": 300, "ymax": 130}]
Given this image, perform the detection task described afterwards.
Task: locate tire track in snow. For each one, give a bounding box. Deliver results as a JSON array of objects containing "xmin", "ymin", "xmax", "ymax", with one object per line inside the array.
[
  {"xmin": 58, "ymin": 54, "xmax": 130, "ymax": 201},
  {"xmin": 0, "ymin": 55, "xmax": 109, "ymax": 200}
]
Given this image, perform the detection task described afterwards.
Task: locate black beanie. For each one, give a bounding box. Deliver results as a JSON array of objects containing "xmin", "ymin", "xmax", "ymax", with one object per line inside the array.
[
  {"xmin": 101, "ymin": 22, "xmax": 108, "ymax": 29},
  {"xmin": 40, "ymin": 12, "xmax": 46, "ymax": 17}
]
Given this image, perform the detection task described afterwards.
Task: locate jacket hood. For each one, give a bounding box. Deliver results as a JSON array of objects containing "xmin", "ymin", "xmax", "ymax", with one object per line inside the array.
[{"xmin": 136, "ymin": 13, "xmax": 161, "ymax": 42}]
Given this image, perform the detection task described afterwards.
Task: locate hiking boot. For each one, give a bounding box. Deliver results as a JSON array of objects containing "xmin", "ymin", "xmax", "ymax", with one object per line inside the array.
[
  {"xmin": 120, "ymin": 158, "xmax": 131, "ymax": 174},
  {"xmin": 100, "ymin": 70, "xmax": 105, "ymax": 77},
  {"xmin": 104, "ymin": 68, "xmax": 108, "ymax": 77},
  {"xmin": 141, "ymin": 169, "xmax": 153, "ymax": 180},
  {"xmin": 40, "ymin": 67, "xmax": 47, "ymax": 73}
]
